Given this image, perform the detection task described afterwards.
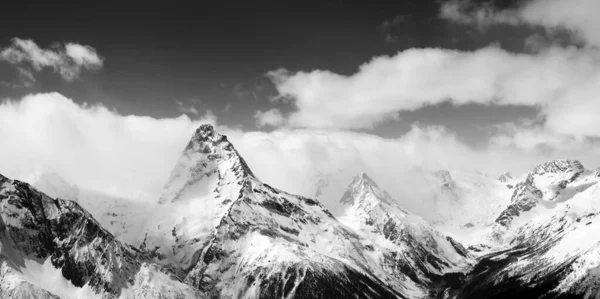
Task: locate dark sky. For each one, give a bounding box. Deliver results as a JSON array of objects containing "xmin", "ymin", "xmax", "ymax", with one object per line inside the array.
[{"xmin": 0, "ymin": 0, "xmax": 536, "ymax": 143}]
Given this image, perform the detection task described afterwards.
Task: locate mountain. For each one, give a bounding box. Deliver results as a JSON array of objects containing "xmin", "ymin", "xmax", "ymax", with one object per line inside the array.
[
  {"xmin": 15, "ymin": 167, "xmax": 153, "ymax": 248},
  {"xmin": 0, "ymin": 173, "xmax": 200, "ymax": 298},
  {"xmin": 7, "ymin": 123, "xmax": 600, "ymax": 298},
  {"xmin": 137, "ymin": 124, "xmax": 410, "ymax": 298},
  {"xmin": 491, "ymin": 159, "xmax": 599, "ymax": 242},
  {"xmin": 17, "ymin": 167, "xmax": 80, "ymax": 203},
  {"xmin": 337, "ymin": 173, "xmax": 472, "ymax": 297},
  {"xmin": 452, "ymin": 160, "xmax": 600, "ymax": 298},
  {"xmin": 408, "ymin": 170, "xmax": 511, "ymax": 248}
]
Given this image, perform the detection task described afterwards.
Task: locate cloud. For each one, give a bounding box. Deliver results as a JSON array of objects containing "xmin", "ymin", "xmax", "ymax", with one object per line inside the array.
[
  {"xmin": 0, "ymin": 38, "xmax": 104, "ymax": 83},
  {"xmin": 268, "ymin": 45, "xmax": 600, "ymax": 138},
  {"xmin": 229, "ymin": 124, "xmax": 600, "ymax": 217},
  {"xmin": 0, "ymin": 93, "xmax": 214, "ymax": 199},
  {"xmin": 3, "ymin": 92, "xmax": 600, "ymax": 217},
  {"xmin": 439, "ymin": 1, "xmax": 521, "ymax": 27},
  {"xmin": 254, "ymin": 108, "xmax": 285, "ymax": 127},
  {"xmin": 64, "ymin": 43, "xmax": 103, "ymax": 67},
  {"xmin": 440, "ymin": 0, "xmax": 600, "ymax": 47},
  {"xmin": 176, "ymin": 101, "xmax": 199, "ymax": 115}
]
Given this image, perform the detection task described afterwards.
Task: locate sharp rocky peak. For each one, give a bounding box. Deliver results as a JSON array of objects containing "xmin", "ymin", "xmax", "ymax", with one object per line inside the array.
[
  {"xmin": 159, "ymin": 124, "xmax": 255, "ymax": 203},
  {"xmin": 340, "ymin": 172, "xmax": 394, "ymax": 206},
  {"xmin": 353, "ymin": 172, "xmax": 378, "ymax": 187}
]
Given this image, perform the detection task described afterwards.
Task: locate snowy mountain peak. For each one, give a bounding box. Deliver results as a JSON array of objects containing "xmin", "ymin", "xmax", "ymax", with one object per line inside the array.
[
  {"xmin": 336, "ymin": 172, "xmax": 472, "ymax": 291},
  {"xmin": 192, "ymin": 123, "xmax": 217, "ymax": 140},
  {"xmin": 494, "ymin": 159, "xmax": 596, "ymax": 229},
  {"xmin": 354, "ymin": 172, "xmax": 378, "ymax": 187},
  {"xmin": 532, "ymin": 159, "xmax": 584, "ymax": 176},
  {"xmin": 339, "ymin": 172, "xmax": 395, "ymax": 206},
  {"xmin": 158, "ymin": 124, "xmax": 254, "ymax": 203}
]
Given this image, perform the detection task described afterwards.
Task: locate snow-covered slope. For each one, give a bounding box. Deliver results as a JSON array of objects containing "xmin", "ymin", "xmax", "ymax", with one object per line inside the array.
[
  {"xmin": 0, "ymin": 173, "xmax": 201, "ymax": 299},
  {"xmin": 490, "ymin": 159, "xmax": 600, "ymax": 243},
  {"xmin": 451, "ymin": 160, "xmax": 600, "ymax": 298},
  {"xmin": 337, "ymin": 173, "xmax": 472, "ymax": 297},
  {"xmin": 403, "ymin": 169, "xmax": 511, "ymax": 248},
  {"xmin": 428, "ymin": 170, "xmax": 511, "ymax": 228}
]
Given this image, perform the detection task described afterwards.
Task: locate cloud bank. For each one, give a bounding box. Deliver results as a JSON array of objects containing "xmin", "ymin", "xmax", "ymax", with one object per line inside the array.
[
  {"xmin": 254, "ymin": 108, "xmax": 285, "ymax": 127},
  {"xmin": 267, "ymin": 46, "xmax": 600, "ymax": 140},
  {"xmin": 0, "ymin": 93, "xmax": 211, "ymax": 199},
  {"xmin": 0, "ymin": 38, "xmax": 104, "ymax": 83},
  {"xmin": 3, "ymin": 93, "xmax": 600, "ymax": 215}
]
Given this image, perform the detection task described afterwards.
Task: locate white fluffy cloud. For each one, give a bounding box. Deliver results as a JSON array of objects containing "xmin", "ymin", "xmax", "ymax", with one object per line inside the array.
[
  {"xmin": 265, "ymin": 0, "xmax": 600, "ymax": 153},
  {"xmin": 269, "ymin": 45, "xmax": 600, "ymax": 142},
  {"xmin": 0, "ymin": 93, "xmax": 212, "ymax": 199},
  {"xmin": 3, "ymin": 93, "xmax": 600, "ymax": 215},
  {"xmin": 254, "ymin": 108, "xmax": 285, "ymax": 127},
  {"xmin": 0, "ymin": 38, "xmax": 104, "ymax": 82},
  {"xmin": 176, "ymin": 101, "xmax": 200, "ymax": 115}
]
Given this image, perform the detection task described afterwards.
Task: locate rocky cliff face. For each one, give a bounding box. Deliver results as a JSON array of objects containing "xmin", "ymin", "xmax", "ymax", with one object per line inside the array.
[
  {"xmin": 0, "ymin": 173, "xmax": 200, "ymax": 298},
  {"xmin": 494, "ymin": 160, "xmax": 596, "ymax": 231},
  {"xmin": 138, "ymin": 125, "xmax": 409, "ymax": 298}
]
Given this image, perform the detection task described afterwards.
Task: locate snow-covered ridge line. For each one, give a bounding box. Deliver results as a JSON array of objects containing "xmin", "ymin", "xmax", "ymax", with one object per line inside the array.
[{"xmin": 7, "ymin": 123, "xmax": 600, "ymax": 298}]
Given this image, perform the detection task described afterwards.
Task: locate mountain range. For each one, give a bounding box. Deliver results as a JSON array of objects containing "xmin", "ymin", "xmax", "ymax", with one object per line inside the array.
[{"xmin": 2, "ymin": 124, "xmax": 600, "ymax": 298}]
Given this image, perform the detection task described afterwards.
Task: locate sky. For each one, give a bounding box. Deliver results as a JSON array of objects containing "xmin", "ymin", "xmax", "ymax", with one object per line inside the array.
[
  {"xmin": 2, "ymin": 0, "xmax": 600, "ymax": 210},
  {"xmin": 1, "ymin": 0, "xmax": 543, "ymax": 141}
]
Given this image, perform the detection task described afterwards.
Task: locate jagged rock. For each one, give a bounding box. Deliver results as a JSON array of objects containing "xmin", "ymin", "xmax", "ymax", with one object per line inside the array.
[
  {"xmin": 0, "ymin": 173, "xmax": 201, "ymax": 298},
  {"xmin": 497, "ymin": 172, "xmax": 513, "ymax": 183},
  {"xmin": 338, "ymin": 172, "xmax": 472, "ymax": 297},
  {"xmin": 495, "ymin": 159, "xmax": 593, "ymax": 228},
  {"xmin": 140, "ymin": 125, "xmax": 409, "ymax": 298}
]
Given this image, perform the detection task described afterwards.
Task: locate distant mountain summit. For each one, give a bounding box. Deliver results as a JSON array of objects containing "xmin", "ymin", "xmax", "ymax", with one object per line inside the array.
[
  {"xmin": 494, "ymin": 159, "xmax": 595, "ymax": 229},
  {"xmin": 339, "ymin": 172, "xmax": 396, "ymax": 207}
]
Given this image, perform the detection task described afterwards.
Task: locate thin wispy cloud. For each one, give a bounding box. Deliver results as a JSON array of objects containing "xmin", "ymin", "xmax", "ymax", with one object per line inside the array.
[
  {"xmin": 176, "ymin": 101, "xmax": 200, "ymax": 116},
  {"xmin": 0, "ymin": 38, "xmax": 104, "ymax": 84},
  {"xmin": 440, "ymin": 0, "xmax": 600, "ymax": 47}
]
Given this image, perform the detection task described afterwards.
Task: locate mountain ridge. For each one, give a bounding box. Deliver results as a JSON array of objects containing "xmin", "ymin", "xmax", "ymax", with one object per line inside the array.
[{"xmin": 4, "ymin": 125, "xmax": 600, "ymax": 298}]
